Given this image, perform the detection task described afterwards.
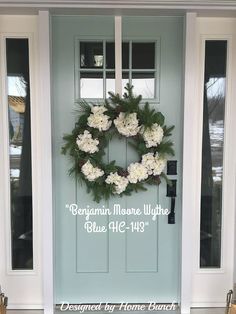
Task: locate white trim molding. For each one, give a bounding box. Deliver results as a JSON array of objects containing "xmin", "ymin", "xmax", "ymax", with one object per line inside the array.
[
  {"xmin": 38, "ymin": 10, "xmax": 54, "ymax": 314},
  {"xmin": 191, "ymin": 17, "xmax": 236, "ymax": 307},
  {"xmin": 0, "ymin": 15, "xmax": 43, "ymax": 309},
  {"xmin": 181, "ymin": 12, "xmax": 198, "ymax": 314},
  {"xmin": 1, "ymin": 0, "xmax": 236, "ymax": 9}
]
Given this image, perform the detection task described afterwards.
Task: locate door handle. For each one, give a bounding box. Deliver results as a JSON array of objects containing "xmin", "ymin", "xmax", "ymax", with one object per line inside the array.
[{"xmin": 168, "ymin": 196, "xmax": 175, "ymax": 224}]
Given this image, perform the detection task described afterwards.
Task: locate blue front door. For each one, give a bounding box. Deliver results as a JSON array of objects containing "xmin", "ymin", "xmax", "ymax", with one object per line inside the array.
[{"xmin": 52, "ymin": 15, "xmax": 183, "ymax": 304}]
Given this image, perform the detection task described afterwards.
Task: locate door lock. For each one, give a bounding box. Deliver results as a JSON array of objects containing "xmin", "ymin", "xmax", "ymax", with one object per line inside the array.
[
  {"xmin": 168, "ymin": 197, "xmax": 176, "ymax": 224},
  {"xmin": 166, "ymin": 180, "xmax": 177, "ymax": 224}
]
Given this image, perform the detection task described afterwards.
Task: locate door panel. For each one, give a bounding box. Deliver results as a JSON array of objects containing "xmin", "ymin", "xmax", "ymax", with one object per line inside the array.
[{"xmin": 52, "ymin": 16, "xmax": 183, "ymax": 304}]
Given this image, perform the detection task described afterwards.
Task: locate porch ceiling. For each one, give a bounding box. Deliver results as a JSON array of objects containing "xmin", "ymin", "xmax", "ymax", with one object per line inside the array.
[{"xmin": 0, "ymin": 0, "xmax": 236, "ymax": 17}]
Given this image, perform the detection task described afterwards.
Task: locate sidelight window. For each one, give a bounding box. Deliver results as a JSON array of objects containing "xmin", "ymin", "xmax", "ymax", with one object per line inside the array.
[
  {"xmin": 200, "ymin": 40, "xmax": 227, "ymax": 268},
  {"xmin": 6, "ymin": 38, "xmax": 33, "ymax": 270}
]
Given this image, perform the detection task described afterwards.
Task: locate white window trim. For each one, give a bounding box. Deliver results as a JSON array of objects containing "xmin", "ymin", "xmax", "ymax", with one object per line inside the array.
[
  {"xmin": 0, "ymin": 32, "xmax": 40, "ymax": 276},
  {"xmin": 191, "ymin": 18, "xmax": 236, "ymax": 307},
  {"xmin": 75, "ymin": 34, "xmax": 160, "ymax": 102},
  {"xmin": 0, "ymin": 15, "xmax": 43, "ymax": 309},
  {"xmin": 195, "ymin": 34, "xmax": 231, "ymax": 275}
]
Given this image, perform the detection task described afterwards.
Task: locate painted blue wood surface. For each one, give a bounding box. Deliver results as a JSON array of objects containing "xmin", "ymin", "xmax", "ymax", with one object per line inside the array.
[{"xmin": 52, "ymin": 15, "xmax": 183, "ymax": 303}]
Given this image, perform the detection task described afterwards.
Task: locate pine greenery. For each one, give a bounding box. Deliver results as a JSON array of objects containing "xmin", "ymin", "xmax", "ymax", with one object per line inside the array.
[{"xmin": 62, "ymin": 84, "xmax": 175, "ymax": 202}]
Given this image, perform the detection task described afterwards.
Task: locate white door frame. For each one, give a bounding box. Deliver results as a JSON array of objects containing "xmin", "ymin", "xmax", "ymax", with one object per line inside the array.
[
  {"xmin": 0, "ymin": 15, "xmax": 43, "ymax": 309},
  {"xmin": 38, "ymin": 10, "xmax": 54, "ymax": 314},
  {"xmin": 191, "ymin": 17, "xmax": 236, "ymax": 307},
  {"xmin": 182, "ymin": 15, "xmax": 236, "ymax": 311},
  {"xmin": 181, "ymin": 12, "xmax": 198, "ymax": 314}
]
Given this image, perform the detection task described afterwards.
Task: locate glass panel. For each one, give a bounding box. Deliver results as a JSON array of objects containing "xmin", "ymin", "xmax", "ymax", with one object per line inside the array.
[
  {"xmin": 132, "ymin": 72, "xmax": 155, "ymax": 98},
  {"xmin": 6, "ymin": 38, "xmax": 33, "ymax": 270},
  {"xmin": 106, "ymin": 42, "xmax": 115, "ymax": 69},
  {"xmin": 80, "ymin": 42, "xmax": 103, "ymax": 68},
  {"xmin": 132, "ymin": 43, "xmax": 155, "ymax": 69},
  {"xmin": 122, "ymin": 42, "xmax": 129, "ymax": 69},
  {"xmin": 106, "ymin": 72, "xmax": 115, "ymax": 97},
  {"xmin": 106, "ymin": 42, "xmax": 129, "ymax": 69},
  {"xmin": 80, "ymin": 72, "xmax": 103, "ymax": 98},
  {"xmin": 122, "ymin": 72, "xmax": 129, "ymax": 94},
  {"xmin": 200, "ymin": 40, "xmax": 227, "ymax": 268}
]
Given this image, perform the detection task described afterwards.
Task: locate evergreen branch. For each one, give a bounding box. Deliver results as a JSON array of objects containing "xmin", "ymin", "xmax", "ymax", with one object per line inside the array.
[{"xmin": 61, "ymin": 83, "xmax": 176, "ymax": 202}]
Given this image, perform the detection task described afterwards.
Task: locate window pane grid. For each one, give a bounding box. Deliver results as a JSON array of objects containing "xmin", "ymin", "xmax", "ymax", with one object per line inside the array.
[
  {"xmin": 122, "ymin": 40, "xmax": 157, "ymax": 99},
  {"xmin": 79, "ymin": 69, "xmax": 104, "ymax": 72},
  {"xmin": 77, "ymin": 39, "xmax": 159, "ymax": 100}
]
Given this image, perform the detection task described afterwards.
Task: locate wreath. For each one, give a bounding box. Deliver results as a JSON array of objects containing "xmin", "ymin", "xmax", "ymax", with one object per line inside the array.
[{"xmin": 62, "ymin": 84, "xmax": 175, "ymax": 202}]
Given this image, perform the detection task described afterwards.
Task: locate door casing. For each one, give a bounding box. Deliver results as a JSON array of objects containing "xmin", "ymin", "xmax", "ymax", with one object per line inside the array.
[
  {"xmin": 0, "ymin": 15, "xmax": 43, "ymax": 309},
  {"xmin": 191, "ymin": 17, "xmax": 236, "ymax": 307}
]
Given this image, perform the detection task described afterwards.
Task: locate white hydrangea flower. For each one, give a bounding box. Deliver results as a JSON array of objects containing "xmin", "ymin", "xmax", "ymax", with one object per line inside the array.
[
  {"xmin": 127, "ymin": 162, "xmax": 148, "ymax": 184},
  {"xmin": 105, "ymin": 172, "xmax": 129, "ymax": 194},
  {"xmin": 141, "ymin": 152, "xmax": 156, "ymax": 175},
  {"xmin": 140, "ymin": 123, "xmax": 164, "ymax": 148},
  {"xmin": 76, "ymin": 130, "xmax": 99, "ymax": 154},
  {"xmin": 114, "ymin": 112, "xmax": 140, "ymax": 137},
  {"xmin": 87, "ymin": 105, "xmax": 112, "ymax": 131},
  {"xmin": 91, "ymin": 105, "xmax": 107, "ymax": 115},
  {"xmin": 81, "ymin": 160, "xmax": 104, "ymax": 182},
  {"xmin": 152, "ymin": 157, "xmax": 166, "ymax": 176},
  {"xmin": 141, "ymin": 152, "xmax": 166, "ymax": 176}
]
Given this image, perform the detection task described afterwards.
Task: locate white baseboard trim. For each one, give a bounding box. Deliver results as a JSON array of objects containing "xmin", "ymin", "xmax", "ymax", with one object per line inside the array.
[
  {"xmin": 7, "ymin": 304, "xmax": 44, "ymax": 310},
  {"xmin": 191, "ymin": 303, "xmax": 226, "ymax": 308}
]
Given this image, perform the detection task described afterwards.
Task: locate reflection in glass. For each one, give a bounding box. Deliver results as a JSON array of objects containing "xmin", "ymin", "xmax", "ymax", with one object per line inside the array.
[
  {"xmin": 132, "ymin": 43, "xmax": 155, "ymax": 69},
  {"xmin": 80, "ymin": 72, "xmax": 103, "ymax": 98},
  {"xmin": 200, "ymin": 40, "xmax": 227, "ymax": 268},
  {"xmin": 80, "ymin": 42, "xmax": 103, "ymax": 68},
  {"xmin": 106, "ymin": 72, "xmax": 115, "ymax": 97},
  {"xmin": 106, "ymin": 42, "xmax": 115, "ymax": 69},
  {"xmin": 122, "ymin": 42, "xmax": 129, "ymax": 69},
  {"xmin": 6, "ymin": 38, "xmax": 33, "ymax": 270},
  {"xmin": 132, "ymin": 72, "xmax": 155, "ymax": 98}
]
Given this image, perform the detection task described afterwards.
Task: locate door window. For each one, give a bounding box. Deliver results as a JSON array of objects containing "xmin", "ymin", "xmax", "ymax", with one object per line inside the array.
[{"xmin": 77, "ymin": 40, "xmax": 159, "ymax": 100}]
